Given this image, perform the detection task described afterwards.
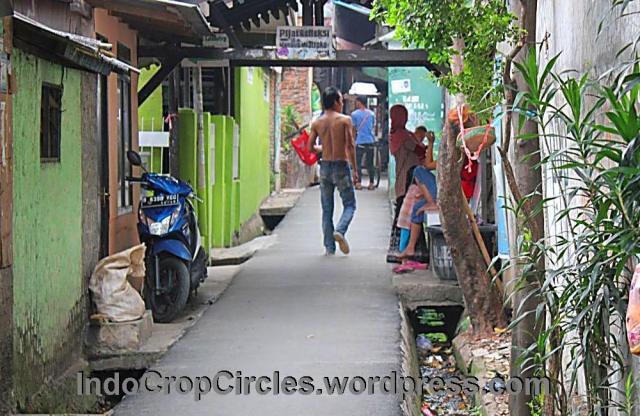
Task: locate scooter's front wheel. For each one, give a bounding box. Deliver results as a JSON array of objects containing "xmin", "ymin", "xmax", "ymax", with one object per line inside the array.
[{"xmin": 145, "ymin": 255, "xmax": 190, "ymax": 323}]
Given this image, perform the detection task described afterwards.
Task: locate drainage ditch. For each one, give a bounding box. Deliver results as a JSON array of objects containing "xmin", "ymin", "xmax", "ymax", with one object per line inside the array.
[
  {"xmin": 261, "ymin": 213, "xmax": 285, "ymax": 231},
  {"xmin": 406, "ymin": 305, "xmax": 478, "ymax": 416},
  {"xmin": 85, "ymin": 369, "xmax": 147, "ymax": 413}
]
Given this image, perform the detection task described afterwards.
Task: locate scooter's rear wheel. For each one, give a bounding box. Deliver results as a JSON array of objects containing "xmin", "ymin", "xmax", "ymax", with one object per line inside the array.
[{"xmin": 145, "ymin": 256, "xmax": 190, "ymax": 323}]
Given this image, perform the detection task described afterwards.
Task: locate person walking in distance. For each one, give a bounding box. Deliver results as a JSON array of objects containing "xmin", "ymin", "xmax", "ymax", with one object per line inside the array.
[
  {"xmin": 351, "ymin": 95, "xmax": 377, "ymax": 190},
  {"xmin": 307, "ymin": 87, "xmax": 358, "ymax": 255}
]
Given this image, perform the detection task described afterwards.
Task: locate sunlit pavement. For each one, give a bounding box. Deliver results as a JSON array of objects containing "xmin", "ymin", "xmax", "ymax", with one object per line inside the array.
[{"xmin": 115, "ymin": 184, "xmax": 401, "ymax": 416}]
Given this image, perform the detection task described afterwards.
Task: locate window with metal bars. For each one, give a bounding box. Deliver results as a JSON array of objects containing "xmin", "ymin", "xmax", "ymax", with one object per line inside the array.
[
  {"xmin": 117, "ymin": 43, "xmax": 133, "ymax": 211},
  {"xmin": 40, "ymin": 83, "xmax": 62, "ymax": 162}
]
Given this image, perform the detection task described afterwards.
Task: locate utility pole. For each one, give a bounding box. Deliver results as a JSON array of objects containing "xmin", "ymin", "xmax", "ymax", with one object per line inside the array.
[
  {"xmin": 167, "ymin": 67, "xmax": 180, "ymax": 178},
  {"xmin": 194, "ymin": 65, "xmax": 205, "ymax": 191}
]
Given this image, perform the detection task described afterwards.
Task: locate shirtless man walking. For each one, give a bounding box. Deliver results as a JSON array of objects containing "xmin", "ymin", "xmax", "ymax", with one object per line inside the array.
[{"xmin": 307, "ymin": 87, "xmax": 358, "ymax": 255}]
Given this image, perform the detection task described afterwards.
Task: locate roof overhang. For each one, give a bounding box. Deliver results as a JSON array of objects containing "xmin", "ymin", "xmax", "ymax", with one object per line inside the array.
[
  {"xmin": 12, "ymin": 13, "xmax": 137, "ymax": 76},
  {"xmin": 87, "ymin": 0, "xmax": 213, "ymax": 44}
]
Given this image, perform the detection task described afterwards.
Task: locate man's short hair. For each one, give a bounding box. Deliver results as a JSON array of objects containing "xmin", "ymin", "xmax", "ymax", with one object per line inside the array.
[
  {"xmin": 415, "ymin": 126, "xmax": 428, "ymax": 133},
  {"xmin": 356, "ymin": 95, "xmax": 368, "ymax": 106},
  {"xmin": 322, "ymin": 87, "xmax": 342, "ymax": 110}
]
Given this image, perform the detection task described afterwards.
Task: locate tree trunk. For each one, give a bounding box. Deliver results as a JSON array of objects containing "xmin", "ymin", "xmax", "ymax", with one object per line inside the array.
[
  {"xmin": 437, "ymin": 122, "xmax": 507, "ymax": 335},
  {"xmin": 437, "ymin": 38, "xmax": 507, "ymax": 336},
  {"xmin": 506, "ymin": 1, "xmax": 546, "ymax": 415}
]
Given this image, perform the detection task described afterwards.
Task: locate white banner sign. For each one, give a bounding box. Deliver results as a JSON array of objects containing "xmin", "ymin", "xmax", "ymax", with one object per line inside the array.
[{"xmin": 276, "ymin": 26, "xmax": 335, "ymax": 60}]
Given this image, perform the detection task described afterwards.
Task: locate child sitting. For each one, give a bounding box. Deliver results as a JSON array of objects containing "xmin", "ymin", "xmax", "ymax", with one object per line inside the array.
[{"xmin": 399, "ymin": 165, "xmax": 438, "ymax": 259}]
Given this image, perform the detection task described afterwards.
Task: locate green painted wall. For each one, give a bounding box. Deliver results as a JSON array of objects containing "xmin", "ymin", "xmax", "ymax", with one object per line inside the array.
[
  {"xmin": 138, "ymin": 65, "xmax": 164, "ymax": 132},
  {"xmin": 224, "ymin": 119, "xmax": 238, "ymax": 244},
  {"xmin": 177, "ymin": 67, "xmax": 271, "ymax": 249},
  {"xmin": 140, "ymin": 146, "xmax": 164, "ymax": 173},
  {"xmin": 234, "ymin": 67, "xmax": 271, "ymax": 225},
  {"xmin": 178, "ymin": 108, "xmax": 197, "ymax": 187},
  {"xmin": 12, "ymin": 49, "xmax": 84, "ymax": 405},
  {"xmin": 138, "ymin": 66, "xmax": 166, "ymax": 173},
  {"xmin": 210, "ymin": 115, "xmax": 229, "ymax": 248}
]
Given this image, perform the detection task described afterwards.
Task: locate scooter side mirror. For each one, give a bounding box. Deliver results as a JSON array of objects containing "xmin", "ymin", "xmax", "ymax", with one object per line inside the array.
[{"xmin": 127, "ymin": 150, "xmax": 143, "ymax": 167}]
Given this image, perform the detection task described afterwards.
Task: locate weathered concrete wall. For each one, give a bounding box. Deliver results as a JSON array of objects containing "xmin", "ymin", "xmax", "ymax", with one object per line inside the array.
[
  {"xmin": 536, "ymin": 2, "xmax": 640, "ymax": 414},
  {"xmin": 0, "ymin": 15, "xmax": 13, "ymax": 416},
  {"xmin": 81, "ymin": 72, "xmax": 99, "ymax": 315},
  {"xmin": 536, "ymin": 0, "xmax": 640, "ymax": 76},
  {"xmin": 13, "ymin": 0, "xmax": 93, "ymax": 37},
  {"xmin": 0, "ymin": 267, "xmax": 12, "ymax": 414},
  {"xmin": 11, "ymin": 48, "xmax": 85, "ymax": 409}
]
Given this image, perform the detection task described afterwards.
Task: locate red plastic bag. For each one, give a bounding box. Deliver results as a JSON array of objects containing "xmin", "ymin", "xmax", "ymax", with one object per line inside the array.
[
  {"xmin": 291, "ymin": 130, "xmax": 318, "ymax": 166},
  {"xmin": 627, "ymin": 264, "xmax": 640, "ymax": 355}
]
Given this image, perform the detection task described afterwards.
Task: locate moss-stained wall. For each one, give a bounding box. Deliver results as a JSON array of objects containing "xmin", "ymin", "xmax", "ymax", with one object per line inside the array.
[
  {"xmin": 12, "ymin": 49, "xmax": 84, "ymax": 408},
  {"xmin": 234, "ymin": 67, "xmax": 271, "ymax": 224}
]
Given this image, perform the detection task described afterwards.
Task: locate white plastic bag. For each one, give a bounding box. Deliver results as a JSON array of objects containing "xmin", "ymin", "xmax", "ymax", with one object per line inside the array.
[{"xmin": 89, "ymin": 244, "xmax": 146, "ymax": 322}]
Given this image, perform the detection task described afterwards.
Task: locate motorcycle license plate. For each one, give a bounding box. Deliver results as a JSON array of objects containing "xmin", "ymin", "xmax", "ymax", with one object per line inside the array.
[{"xmin": 141, "ymin": 194, "xmax": 179, "ymax": 208}]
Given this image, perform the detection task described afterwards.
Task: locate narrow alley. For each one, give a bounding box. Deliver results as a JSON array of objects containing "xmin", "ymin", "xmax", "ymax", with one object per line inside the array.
[{"xmin": 115, "ymin": 185, "xmax": 402, "ymax": 416}]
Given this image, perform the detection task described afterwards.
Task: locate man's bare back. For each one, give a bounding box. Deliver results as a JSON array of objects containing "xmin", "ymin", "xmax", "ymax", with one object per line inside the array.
[{"xmin": 308, "ymin": 111, "xmax": 356, "ymax": 165}]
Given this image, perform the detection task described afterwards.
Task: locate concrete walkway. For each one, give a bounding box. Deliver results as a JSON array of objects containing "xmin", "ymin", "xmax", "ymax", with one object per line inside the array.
[{"xmin": 115, "ymin": 185, "xmax": 401, "ymax": 416}]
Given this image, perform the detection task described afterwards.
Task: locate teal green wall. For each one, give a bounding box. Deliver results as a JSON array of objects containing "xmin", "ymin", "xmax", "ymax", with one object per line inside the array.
[
  {"xmin": 12, "ymin": 49, "xmax": 84, "ymax": 405},
  {"xmin": 388, "ymin": 67, "xmax": 444, "ymax": 196},
  {"xmin": 234, "ymin": 67, "xmax": 271, "ymax": 225}
]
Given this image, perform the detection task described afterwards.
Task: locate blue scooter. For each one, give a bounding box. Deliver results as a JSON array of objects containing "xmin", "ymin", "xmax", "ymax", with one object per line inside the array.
[{"xmin": 126, "ymin": 151, "xmax": 208, "ymax": 323}]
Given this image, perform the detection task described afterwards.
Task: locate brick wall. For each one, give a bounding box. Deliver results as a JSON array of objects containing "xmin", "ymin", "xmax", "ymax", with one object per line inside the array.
[
  {"xmin": 280, "ymin": 67, "xmax": 311, "ymax": 124},
  {"xmin": 279, "ymin": 67, "xmax": 316, "ymax": 189}
]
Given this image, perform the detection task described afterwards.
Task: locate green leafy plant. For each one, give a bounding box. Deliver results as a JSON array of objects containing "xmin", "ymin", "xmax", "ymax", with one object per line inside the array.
[
  {"xmin": 281, "ymin": 104, "xmax": 302, "ymax": 154},
  {"xmin": 372, "ymin": 0, "xmax": 519, "ymax": 114},
  {"xmin": 505, "ymin": 47, "xmax": 640, "ymax": 415}
]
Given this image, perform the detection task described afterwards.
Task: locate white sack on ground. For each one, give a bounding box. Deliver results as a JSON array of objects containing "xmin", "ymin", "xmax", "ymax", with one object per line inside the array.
[{"xmin": 89, "ymin": 244, "xmax": 146, "ymax": 322}]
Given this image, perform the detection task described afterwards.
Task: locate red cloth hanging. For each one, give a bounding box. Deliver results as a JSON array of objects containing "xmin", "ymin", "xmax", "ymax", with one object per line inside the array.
[{"xmin": 291, "ymin": 130, "xmax": 318, "ymax": 166}]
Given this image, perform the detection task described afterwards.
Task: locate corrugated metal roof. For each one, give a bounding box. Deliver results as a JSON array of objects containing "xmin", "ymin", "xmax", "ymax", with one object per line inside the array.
[
  {"xmin": 87, "ymin": 0, "xmax": 212, "ymax": 43},
  {"xmin": 13, "ymin": 12, "xmax": 138, "ymax": 75}
]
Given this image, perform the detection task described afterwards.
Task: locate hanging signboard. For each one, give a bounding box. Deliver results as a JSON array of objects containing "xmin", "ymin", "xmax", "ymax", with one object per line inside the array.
[
  {"xmin": 202, "ymin": 33, "xmax": 229, "ymax": 49},
  {"xmin": 276, "ymin": 26, "xmax": 335, "ymax": 60}
]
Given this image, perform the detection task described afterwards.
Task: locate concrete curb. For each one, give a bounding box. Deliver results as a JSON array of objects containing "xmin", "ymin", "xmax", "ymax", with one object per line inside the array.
[
  {"xmin": 210, "ymin": 235, "xmax": 278, "ymax": 266},
  {"xmin": 399, "ymin": 302, "xmax": 422, "ymax": 416}
]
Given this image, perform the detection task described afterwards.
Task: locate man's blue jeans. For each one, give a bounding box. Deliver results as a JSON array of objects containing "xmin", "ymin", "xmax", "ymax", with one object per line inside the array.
[{"xmin": 319, "ymin": 160, "xmax": 356, "ymax": 253}]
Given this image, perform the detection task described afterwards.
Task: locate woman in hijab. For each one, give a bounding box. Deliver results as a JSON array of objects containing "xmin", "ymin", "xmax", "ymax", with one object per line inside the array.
[{"xmin": 387, "ymin": 104, "xmax": 429, "ymax": 263}]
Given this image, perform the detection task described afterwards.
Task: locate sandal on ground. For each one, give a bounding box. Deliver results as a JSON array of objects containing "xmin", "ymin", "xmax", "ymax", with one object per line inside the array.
[
  {"xmin": 393, "ymin": 263, "xmax": 415, "ymax": 274},
  {"xmin": 404, "ymin": 260, "xmax": 428, "ymax": 270}
]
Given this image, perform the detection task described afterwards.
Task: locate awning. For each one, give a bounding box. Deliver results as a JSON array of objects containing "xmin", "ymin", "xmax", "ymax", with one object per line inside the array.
[
  {"xmin": 86, "ymin": 0, "xmax": 212, "ymax": 43},
  {"xmin": 12, "ymin": 13, "xmax": 137, "ymax": 76}
]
